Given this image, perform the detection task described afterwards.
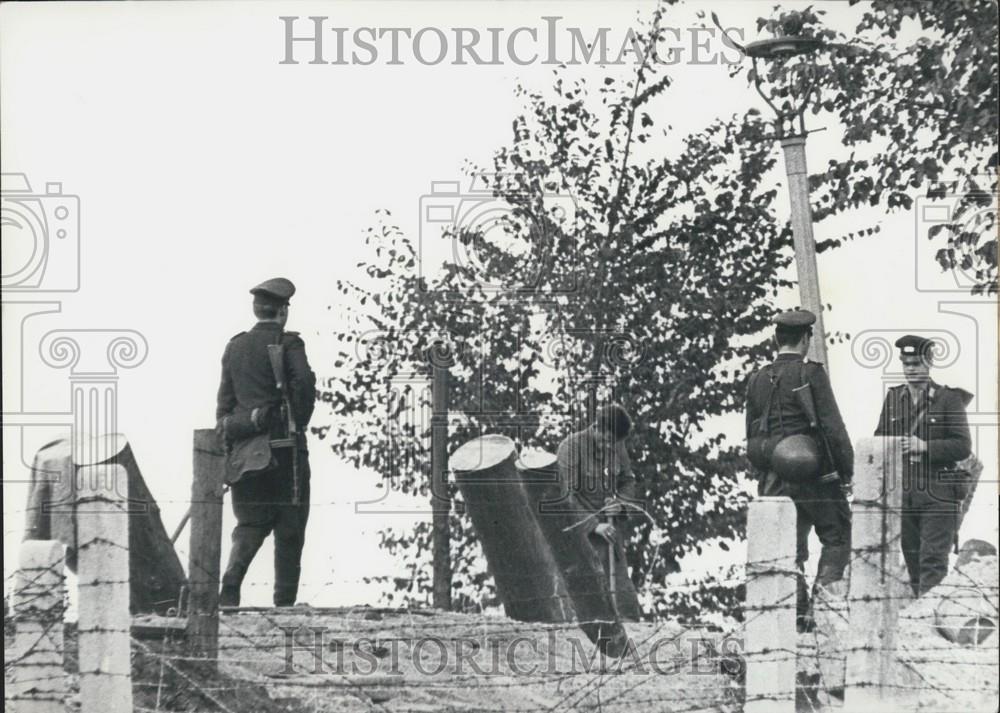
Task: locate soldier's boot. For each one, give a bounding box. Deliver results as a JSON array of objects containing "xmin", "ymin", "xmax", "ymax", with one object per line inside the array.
[
  {"xmin": 916, "ymin": 507, "xmax": 957, "ymax": 596},
  {"xmin": 219, "ymin": 583, "xmax": 241, "ymax": 608},
  {"xmin": 815, "ymin": 542, "xmax": 850, "ymax": 589},
  {"xmin": 900, "ymin": 503, "xmax": 923, "ymax": 596},
  {"xmin": 220, "ymin": 524, "xmax": 269, "ymax": 607},
  {"xmin": 220, "ymin": 565, "xmax": 249, "ymax": 608},
  {"xmin": 795, "ymin": 570, "xmax": 814, "ymax": 633},
  {"xmin": 273, "ymin": 534, "xmax": 305, "ymax": 607}
]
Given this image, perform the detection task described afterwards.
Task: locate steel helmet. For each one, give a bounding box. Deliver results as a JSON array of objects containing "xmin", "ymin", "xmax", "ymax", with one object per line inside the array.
[{"xmin": 771, "ymin": 434, "xmax": 821, "ymax": 482}]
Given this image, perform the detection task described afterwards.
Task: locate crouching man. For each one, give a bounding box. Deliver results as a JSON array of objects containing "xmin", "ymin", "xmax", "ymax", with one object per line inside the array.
[{"xmin": 556, "ymin": 404, "xmax": 643, "ymax": 621}]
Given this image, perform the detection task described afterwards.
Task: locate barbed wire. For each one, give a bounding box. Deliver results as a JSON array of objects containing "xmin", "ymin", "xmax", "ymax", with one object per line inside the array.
[{"xmin": 4, "ymin": 513, "xmax": 997, "ymax": 712}]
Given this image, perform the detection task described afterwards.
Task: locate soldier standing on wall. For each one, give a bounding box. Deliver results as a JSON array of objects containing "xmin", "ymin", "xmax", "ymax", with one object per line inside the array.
[
  {"xmin": 874, "ymin": 335, "xmax": 973, "ymax": 597},
  {"xmin": 745, "ymin": 310, "xmax": 854, "ymax": 631},
  {"xmin": 216, "ymin": 277, "xmax": 316, "ymax": 608}
]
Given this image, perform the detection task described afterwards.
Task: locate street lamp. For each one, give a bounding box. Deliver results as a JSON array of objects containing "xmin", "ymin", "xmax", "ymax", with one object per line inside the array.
[{"xmin": 744, "ymin": 32, "xmax": 831, "ymax": 366}]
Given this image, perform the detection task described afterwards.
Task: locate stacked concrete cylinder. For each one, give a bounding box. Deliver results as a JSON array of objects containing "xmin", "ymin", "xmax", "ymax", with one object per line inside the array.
[{"xmin": 451, "ymin": 436, "xmax": 629, "ymax": 656}]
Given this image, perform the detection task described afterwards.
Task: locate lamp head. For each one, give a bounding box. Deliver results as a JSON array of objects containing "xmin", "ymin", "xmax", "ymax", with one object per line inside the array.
[{"xmin": 744, "ymin": 36, "xmax": 824, "ymax": 61}]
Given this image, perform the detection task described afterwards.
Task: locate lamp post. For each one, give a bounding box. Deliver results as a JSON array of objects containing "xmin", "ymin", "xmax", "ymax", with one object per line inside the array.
[{"xmin": 745, "ymin": 33, "xmax": 830, "ymax": 366}]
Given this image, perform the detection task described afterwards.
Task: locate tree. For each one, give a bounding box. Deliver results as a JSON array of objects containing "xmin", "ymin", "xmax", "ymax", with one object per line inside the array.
[
  {"xmin": 316, "ymin": 4, "xmax": 795, "ymax": 622},
  {"xmin": 746, "ymin": 1, "xmax": 998, "ymax": 293}
]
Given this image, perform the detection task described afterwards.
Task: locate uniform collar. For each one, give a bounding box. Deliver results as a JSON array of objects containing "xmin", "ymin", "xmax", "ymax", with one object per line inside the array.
[
  {"xmin": 251, "ymin": 321, "xmax": 283, "ymax": 332},
  {"xmin": 904, "ymin": 380, "xmax": 938, "ymax": 402},
  {"xmin": 774, "ymin": 352, "xmax": 804, "ymax": 362}
]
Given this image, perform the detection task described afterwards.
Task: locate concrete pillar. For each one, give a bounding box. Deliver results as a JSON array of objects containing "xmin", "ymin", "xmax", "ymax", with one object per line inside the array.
[
  {"xmin": 11, "ymin": 540, "xmax": 67, "ymax": 713},
  {"xmin": 744, "ymin": 496, "xmax": 797, "ymax": 713},
  {"xmin": 846, "ymin": 437, "xmax": 903, "ymax": 710},
  {"xmin": 76, "ymin": 464, "xmax": 133, "ymax": 713},
  {"xmin": 780, "ymin": 135, "xmax": 828, "ymax": 367}
]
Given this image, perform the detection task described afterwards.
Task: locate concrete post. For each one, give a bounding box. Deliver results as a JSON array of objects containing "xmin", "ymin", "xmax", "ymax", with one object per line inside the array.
[
  {"xmin": 780, "ymin": 135, "xmax": 829, "ymax": 367},
  {"xmin": 745, "ymin": 496, "xmax": 797, "ymax": 713},
  {"xmin": 846, "ymin": 437, "xmax": 904, "ymax": 709},
  {"xmin": 11, "ymin": 540, "xmax": 67, "ymax": 713},
  {"xmin": 76, "ymin": 463, "xmax": 133, "ymax": 713}
]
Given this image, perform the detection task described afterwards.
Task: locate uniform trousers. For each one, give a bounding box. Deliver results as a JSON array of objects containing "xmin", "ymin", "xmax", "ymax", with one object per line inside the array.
[
  {"xmin": 220, "ymin": 449, "xmax": 310, "ymax": 607},
  {"xmin": 758, "ymin": 472, "xmax": 852, "ymax": 621},
  {"xmin": 901, "ymin": 485, "xmax": 959, "ymax": 596}
]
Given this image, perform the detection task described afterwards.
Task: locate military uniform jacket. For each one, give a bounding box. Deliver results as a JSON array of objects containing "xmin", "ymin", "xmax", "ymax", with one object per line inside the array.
[
  {"xmin": 745, "ymin": 353, "xmax": 854, "ymax": 481},
  {"xmin": 216, "ymin": 322, "xmax": 317, "ymax": 447},
  {"xmin": 873, "ymin": 381, "xmax": 972, "ymax": 502}
]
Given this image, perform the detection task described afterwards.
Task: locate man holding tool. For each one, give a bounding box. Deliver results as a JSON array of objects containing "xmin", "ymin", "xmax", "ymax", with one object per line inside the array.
[
  {"xmin": 556, "ymin": 403, "xmax": 643, "ymax": 620},
  {"xmin": 216, "ymin": 277, "xmax": 316, "ymax": 608}
]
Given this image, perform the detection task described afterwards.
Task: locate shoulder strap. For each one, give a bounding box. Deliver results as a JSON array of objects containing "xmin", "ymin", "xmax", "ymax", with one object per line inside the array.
[
  {"xmin": 756, "ymin": 365, "xmax": 781, "ymax": 436},
  {"xmin": 799, "ymin": 361, "xmax": 838, "ymax": 461},
  {"xmin": 908, "ymin": 386, "xmax": 932, "ymax": 437}
]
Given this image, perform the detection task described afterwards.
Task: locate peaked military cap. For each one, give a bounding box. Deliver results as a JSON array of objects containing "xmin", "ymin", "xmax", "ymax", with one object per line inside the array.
[
  {"xmin": 895, "ymin": 334, "xmax": 936, "ymax": 359},
  {"xmin": 773, "ymin": 309, "xmax": 816, "ymax": 328},
  {"xmin": 250, "ymin": 277, "xmax": 296, "ymax": 305}
]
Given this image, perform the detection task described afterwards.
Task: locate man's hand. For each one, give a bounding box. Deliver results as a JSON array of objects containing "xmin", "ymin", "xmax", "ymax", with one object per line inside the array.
[
  {"xmin": 902, "ymin": 436, "xmax": 928, "ymax": 459},
  {"xmin": 251, "ymin": 406, "xmax": 270, "ymax": 431},
  {"xmin": 603, "ymin": 497, "xmax": 625, "ymax": 518},
  {"xmin": 840, "ymin": 481, "xmax": 854, "ymax": 502},
  {"xmin": 594, "ymin": 522, "xmax": 617, "ymax": 544}
]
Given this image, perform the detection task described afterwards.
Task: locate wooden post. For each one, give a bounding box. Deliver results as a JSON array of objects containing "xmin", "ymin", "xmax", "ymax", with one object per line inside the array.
[
  {"xmin": 431, "ymin": 363, "xmax": 452, "ymax": 611},
  {"xmin": 12, "ymin": 540, "xmax": 67, "ymax": 713},
  {"xmin": 187, "ymin": 429, "xmax": 225, "ymax": 661},
  {"xmin": 846, "ymin": 437, "xmax": 904, "ymax": 709},
  {"xmin": 744, "ymin": 496, "xmax": 797, "ymax": 713},
  {"xmin": 76, "ymin": 464, "xmax": 133, "ymax": 713}
]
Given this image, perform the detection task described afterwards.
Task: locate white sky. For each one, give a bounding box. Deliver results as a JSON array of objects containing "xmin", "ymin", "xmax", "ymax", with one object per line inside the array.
[{"xmin": 2, "ymin": 1, "xmax": 996, "ymax": 609}]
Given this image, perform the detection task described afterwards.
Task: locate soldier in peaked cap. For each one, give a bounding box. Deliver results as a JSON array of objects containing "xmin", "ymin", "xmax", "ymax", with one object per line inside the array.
[
  {"xmin": 217, "ymin": 277, "xmax": 317, "ymax": 607},
  {"xmin": 744, "ymin": 309, "xmax": 854, "ymax": 630},
  {"xmin": 874, "ymin": 335, "xmax": 973, "ymax": 596}
]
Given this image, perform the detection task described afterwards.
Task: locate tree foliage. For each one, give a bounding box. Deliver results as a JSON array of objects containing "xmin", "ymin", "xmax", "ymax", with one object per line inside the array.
[
  {"xmin": 317, "ymin": 4, "xmax": 797, "ymax": 620},
  {"xmin": 745, "ymin": 1, "xmax": 998, "ymax": 293}
]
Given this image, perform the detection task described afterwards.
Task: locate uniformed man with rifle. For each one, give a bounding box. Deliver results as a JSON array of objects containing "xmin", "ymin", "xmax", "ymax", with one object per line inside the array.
[
  {"xmin": 744, "ymin": 310, "xmax": 854, "ymax": 631},
  {"xmin": 216, "ymin": 277, "xmax": 316, "ymax": 608},
  {"xmin": 874, "ymin": 335, "xmax": 974, "ymax": 596}
]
